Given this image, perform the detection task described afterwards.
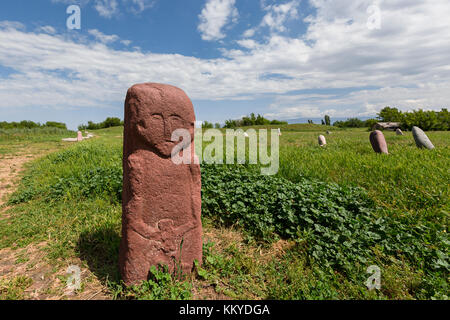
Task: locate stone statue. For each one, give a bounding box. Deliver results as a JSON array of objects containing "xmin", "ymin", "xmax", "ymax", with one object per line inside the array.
[
  {"xmin": 119, "ymin": 83, "xmax": 202, "ymax": 286},
  {"xmin": 318, "ymin": 135, "xmax": 326, "ymax": 146},
  {"xmin": 412, "ymin": 126, "xmax": 435, "ymax": 150},
  {"xmin": 369, "ymin": 130, "xmax": 389, "ymax": 154}
]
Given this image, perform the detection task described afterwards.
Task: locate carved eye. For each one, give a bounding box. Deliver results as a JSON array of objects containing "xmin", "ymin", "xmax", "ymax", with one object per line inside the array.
[
  {"xmin": 148, "ymin": 113, "xmax": 164, "ymax": 131},
  {"xmin": 168, "ymin": 115, "xmax": 184, "ymax": 130},
  {"xmin": 151, "ymin": 113, "xmax": 163, "ymax": 120}
]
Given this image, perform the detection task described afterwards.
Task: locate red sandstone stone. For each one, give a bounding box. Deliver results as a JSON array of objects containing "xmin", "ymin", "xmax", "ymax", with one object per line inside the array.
[
  {"xmin": 369, "ymin": 130, "xmax": 389, "ymax": 154},
  {"xmin": 119, "ymin": 83, "xmax": 202, "ymax": 286}
]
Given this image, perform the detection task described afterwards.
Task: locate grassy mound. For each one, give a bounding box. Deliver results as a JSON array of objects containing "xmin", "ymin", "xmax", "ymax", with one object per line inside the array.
[{"xmin": 2, "ymin": 129, "xmax": 448, "ymax": 299}]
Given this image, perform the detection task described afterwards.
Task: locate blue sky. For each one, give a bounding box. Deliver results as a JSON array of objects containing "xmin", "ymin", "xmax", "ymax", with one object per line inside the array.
[{"xmin": 0, "ymin": 0, "xmax": 449, "ymax": 130}]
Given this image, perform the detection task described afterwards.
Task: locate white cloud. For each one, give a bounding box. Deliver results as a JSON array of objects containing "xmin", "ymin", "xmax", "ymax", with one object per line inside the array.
[
  {"xmin": 36, "ymin": 26, "xmax": 57, "ymax": 34},
  {"xmin": 1, "ymin": 0, "xmax": 450, "ymax": 120},
  {"xmin": 51, "ymin": 0, "xmax": 154, "ymax": 16},
  {"xmin": 236, "ymin": 39, "xmax": 259, "ymax": 49},
  {"xmin": 0, "ymin": 21, "xmax": 25, "ymax": 30},
  {"xmin": 265, "ymin": 84, "xmax": 450, "ymax": 119},
  {"xmin": 242, "ymin": 28, "xmax": 256, "ymax": 38},
  {"xmin": 125, "ymin": 0, "xmax": 155, "ymax": 14},
  {"xmin": 94, "ymin": 0, "xmax": 119, "ymax": 18},
  {"xmin": 198, "ymin": 0, "xmax": 239, "ymax": 41},
  {"xmin": 88, "ymin": 29, "xmax": 119, "ymax": 43},
  {"xmin": 241, "ymin": 0, "xmax": 300, "ymax": 38},
  {"xmin": 261, "ymin": 0, "xmax": 300, "ymax": 32}
]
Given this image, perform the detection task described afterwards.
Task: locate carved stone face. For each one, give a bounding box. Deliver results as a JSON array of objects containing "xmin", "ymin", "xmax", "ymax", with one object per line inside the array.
[{"xmin": 127, "ymin": 83, "xmax": 195, "ymax": 157}]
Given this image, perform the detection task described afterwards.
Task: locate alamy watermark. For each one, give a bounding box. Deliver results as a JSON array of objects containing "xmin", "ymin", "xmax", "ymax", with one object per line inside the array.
[
  {"xmin": 66, "ymin": 5, "xmax": 81, "ymax": 30},
  {"xmin": 365, "ymin": 265, "xmax": 381, "ymax": 290},
  {"xmin": 171, "ymin": 128, "xmax": 280, "ymax": 176},
  {"xmin": 66, "ymin": 265, "xmax": 81, "ymax": 291},
  {"xmin": 367, "ymin": 4, "xmax": 381, "ymax": 30}
]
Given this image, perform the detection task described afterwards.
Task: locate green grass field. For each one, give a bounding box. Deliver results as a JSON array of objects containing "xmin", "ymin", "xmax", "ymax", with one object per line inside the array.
[
  {"xmin": 0, "ymin": 125, "xmax": 448, "ymax": 300},
  {"xmin": 0, "ymin": 127, "xmax": 74, "ymax": 156}
]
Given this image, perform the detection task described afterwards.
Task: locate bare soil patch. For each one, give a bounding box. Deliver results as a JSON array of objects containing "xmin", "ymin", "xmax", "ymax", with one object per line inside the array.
[
  {"xmin": 0, "ymin": 242, "xmax": 110, "ymax": 300},
  {"xmin": 0, "ymin": 154, "xmax": 34, "ymax": 209},
  {"xmin": 0, "ymin": 148, "xmax": 111, "ymax": 300}
]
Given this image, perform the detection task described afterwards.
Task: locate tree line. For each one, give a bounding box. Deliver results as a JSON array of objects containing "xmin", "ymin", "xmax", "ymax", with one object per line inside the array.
[
  {"xmin": 213, "ymin": 113, "xmax": 287, "ymax": 129},
  {"xmin": 332, "ymin": 118, "xmax": 378, "ymax": 128},
  {"xmin": 377, "ymin": 107, "xmax": 449, "ymax": 131},
  {"xmin": 0, "ymin": 121, "xmax": 67, "ymax": 130},
  {"xmin": 78, "ymin": 117, "xmax": 123, "ymax": 130},
  {"xmin": 331, "ymin": 107, "xmax": 449, "ymax": 131}
]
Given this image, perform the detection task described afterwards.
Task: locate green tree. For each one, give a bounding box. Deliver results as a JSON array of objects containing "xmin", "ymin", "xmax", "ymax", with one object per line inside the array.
[
  {"xmin": 364, "ymin": 119, "xmax": 378, "ymax": 129},
  {"xmin": 378, "ymin": 107, "xmax": 403, "ymax": 122},
  {"xmin": 45, "ymin": 121, "xmax": 67, "ymax": 129},
  {"xmin": 202, "ymin": 121, "xmax": 213, "ymax": 129},
  {"xmin": 103, "ymin": 117, "xmax": 122, "ymax": 128}
]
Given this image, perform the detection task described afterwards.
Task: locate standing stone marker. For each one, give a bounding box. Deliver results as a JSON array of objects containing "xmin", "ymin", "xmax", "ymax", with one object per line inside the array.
[
  {"xmin": 77, "ymin": 131, "xmax": 83, "ymax": 142},
  {"xmin": 369, "ymin": 130, "xmax": 389, "ymax": 154},
  {"xmin": 396, "ymin": 128, "xmax": 404, "ymax": 136},
  {"xmin": 412, "ymin": 126, "xmax": 435, "ymax": 150},
  {"xmin": 119, "ymin": 83, "xmax": 202, "ymax": 286},
  {"xmin": 326, "ymin": 130, "xmax": 331, "ymax": 135},
  {"xmin": 318, "ymin": 135, "xmax": 326, "ymax": 146}
]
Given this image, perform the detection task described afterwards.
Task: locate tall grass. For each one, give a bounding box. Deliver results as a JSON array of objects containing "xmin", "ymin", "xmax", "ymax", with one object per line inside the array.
[{"xmin": 1, "ymin": 125, "xmax": 448, "ymax": 299}]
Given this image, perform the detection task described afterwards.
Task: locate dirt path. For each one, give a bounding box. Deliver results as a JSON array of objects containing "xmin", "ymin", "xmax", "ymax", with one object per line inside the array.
[
  {"xmin": 0, "ymin": 149, "xmax": 111, "ymax": 300},
  {"xmin": 0, "ymin": 154, "xmax": 34, "ymax": 211}
]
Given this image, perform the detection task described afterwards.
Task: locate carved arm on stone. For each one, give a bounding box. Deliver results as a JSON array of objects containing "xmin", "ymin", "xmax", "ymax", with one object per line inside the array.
[{"xmin": 126, "ymin": 196, "xmax": 161, "ymax": 240}]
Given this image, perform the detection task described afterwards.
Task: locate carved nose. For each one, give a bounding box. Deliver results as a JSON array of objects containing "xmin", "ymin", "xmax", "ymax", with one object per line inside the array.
[{"xmin": 163, "ymin": 119, "xmax": 172, "ymax": 140}]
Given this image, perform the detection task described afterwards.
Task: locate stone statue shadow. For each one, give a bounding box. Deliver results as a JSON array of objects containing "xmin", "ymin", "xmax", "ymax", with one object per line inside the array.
[{"xmin": 76, "ymin": 225, "xmax": 122, "ymax": 284}]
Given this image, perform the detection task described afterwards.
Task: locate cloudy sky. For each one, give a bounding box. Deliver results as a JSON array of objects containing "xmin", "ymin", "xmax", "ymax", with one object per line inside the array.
[{"xmin": 0, "ymin": 0, "xmax": 449, "ymax": 129}]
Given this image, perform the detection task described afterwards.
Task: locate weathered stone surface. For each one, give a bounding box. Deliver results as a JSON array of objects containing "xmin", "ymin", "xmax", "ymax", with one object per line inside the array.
[
  {"xmin": 318, "ymin": 135, "xmax": 326, "ymax": 146},
  {"xmin": 119, "ymin": 83, "xmax": 202, "ymax": 286},
  {"xmin": 396, "ymin": 128, "xmax": 404, "ymax": 136},
  {"xmin": 77, "ymin": 131, "xmax": 83, "ymax": 142},
  {"xmin": 412, "ymin": 126, "xmax": 435, "ymax": 150},
  {"xmin": 369, "ymin": 130, "xmax": 389, "ymax": 154}
]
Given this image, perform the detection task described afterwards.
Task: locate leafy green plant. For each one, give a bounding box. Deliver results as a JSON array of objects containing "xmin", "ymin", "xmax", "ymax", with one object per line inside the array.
[
  {"xmin": 201, "ymin": 164, "xmax": 383, "ymax": 271},
  {"xmin": 123, "ymin": 265, "xmax": 192, "ymax": 300},
  {"xmin": 201, "ymin": 164, "xmax": 449, "ymax": 280}
]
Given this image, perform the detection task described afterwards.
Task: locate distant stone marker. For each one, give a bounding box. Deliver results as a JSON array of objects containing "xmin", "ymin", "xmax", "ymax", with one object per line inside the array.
[
  {"xmin": 278, "ymin": 128, "xmax": 282, "ymax": 136},
  {"xmin": 396, "ymin": 128, "xmax": 404, "ymax": 136},
  {"xmin": 119, "ymin": 83, "xmax": 202, "ymax": 286},
  {"xmin": 318, "ymin": 135, "xmax": 326, "ymax": 147},
  {"xmin": 412, "ymin": 126, "xmax": 435, "ymax": 150},
  {"xmin": 369, "ymin": 130, "xmax": 389, "ymax": 154},
  {"xmin": 62, "ymin": 137, "xmax": 77, "ymax": 142},
  {"xmin": 326, "ymin": 130, "xmax": 331, "ymax": 135},
  {"xmin": 63, "ymin": 131, "xmax": 84, "ymax": 142}
]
